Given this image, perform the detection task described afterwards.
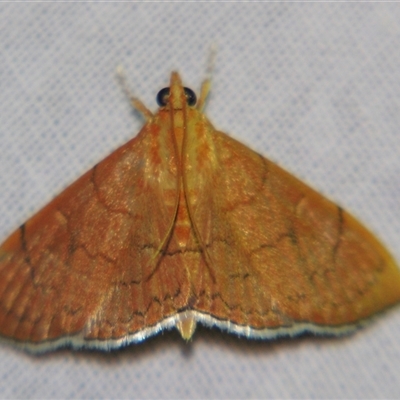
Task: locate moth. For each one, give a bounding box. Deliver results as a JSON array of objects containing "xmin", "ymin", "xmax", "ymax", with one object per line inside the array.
[{"xmin": 0, "ymin": 71, "xmax": 399, "ymax": 353}]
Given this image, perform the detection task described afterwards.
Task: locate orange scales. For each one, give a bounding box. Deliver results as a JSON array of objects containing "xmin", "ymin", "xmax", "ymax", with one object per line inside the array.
[{"xmin": 0, "ymin": 72, "xmax": 399, "ymax": 353}]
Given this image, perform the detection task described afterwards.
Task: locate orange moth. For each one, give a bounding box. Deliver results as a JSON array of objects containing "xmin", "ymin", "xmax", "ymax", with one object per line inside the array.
[{"xmin": 0, "ymin": 71, "xmax": 400, "ymax": 353}]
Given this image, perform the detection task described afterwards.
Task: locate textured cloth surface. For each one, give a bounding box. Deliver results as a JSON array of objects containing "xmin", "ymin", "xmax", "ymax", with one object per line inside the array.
[{"xmin": 1, "ymin": 3, "xmax": 400, "ymax": 399}]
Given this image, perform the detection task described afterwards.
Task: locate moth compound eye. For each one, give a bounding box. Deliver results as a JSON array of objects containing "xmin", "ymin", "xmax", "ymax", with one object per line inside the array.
[
  {"xmin": 184, "ymin": 87, "xmax": 197, "ymax": 106},
  {"xmin": 156, "ymin": 87, "xmax": 196, "ymax": 107},
  {"xmin": 156, "ymin": 87, "xmax": 170, "ymax": 106}
]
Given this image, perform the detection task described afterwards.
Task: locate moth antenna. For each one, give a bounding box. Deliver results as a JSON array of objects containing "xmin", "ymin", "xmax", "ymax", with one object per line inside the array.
[
  {"xmin": 206, "ymin": 43, "xmax": 217, "ymax": 78},
  {"xmin": 116, "ymin": 65, "xmax": 153, "ymax": 121},
  {"xmin": 197, "ymin": 45, "xmax": 217, "ymax": 111}
]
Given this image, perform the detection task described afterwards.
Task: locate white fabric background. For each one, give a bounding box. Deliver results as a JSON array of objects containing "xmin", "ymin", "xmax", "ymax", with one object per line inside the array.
[{"xmin": 1, "ymin": 2, "xmax": 400, "ymax": 399}]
